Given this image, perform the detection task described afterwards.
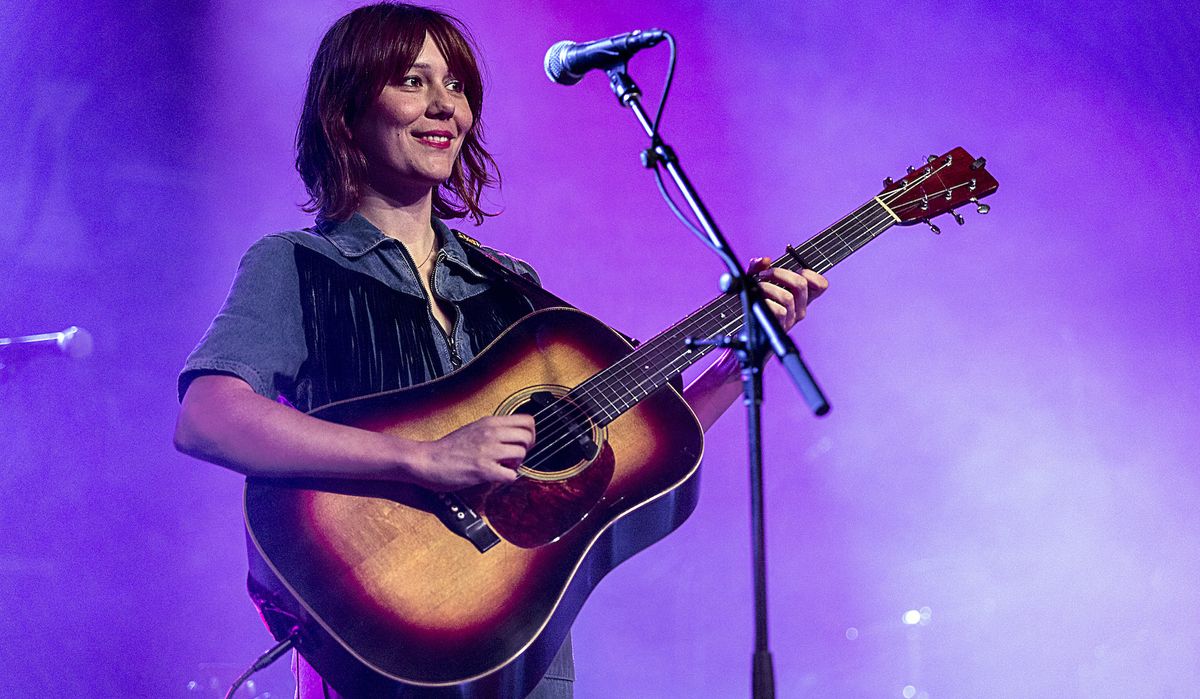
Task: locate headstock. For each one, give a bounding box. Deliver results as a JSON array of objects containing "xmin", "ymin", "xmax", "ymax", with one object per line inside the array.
[{"xmin": 881, "ymin": 147, "xmax": 999, "ymax": 233}]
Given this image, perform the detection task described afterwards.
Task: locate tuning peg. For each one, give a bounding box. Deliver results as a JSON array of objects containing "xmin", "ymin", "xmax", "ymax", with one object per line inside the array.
[
  {"xmin": 927, "ymin": 154, "xmax": 937, "ymax": 163},
  {"xmin": 971, "ymin": 157, "xmax": 987, "ymax": 171},
  {"xmin": 970, "ymin": 197, "xmax": 990, "ymax": 214},
  {"xmin": 925, "ymin": 220, "xmax": 941, "ymax": 235},
  {"xmin": 883, "ymin": 176, "xmax": 894, "ymax": 188},
  {"xmin": 951, "ymin": 210, "xmax": 965, "ymax": 225},
  {"xmin": 907, "ymin": 165, "xmax": 916, "ymax": 174}
]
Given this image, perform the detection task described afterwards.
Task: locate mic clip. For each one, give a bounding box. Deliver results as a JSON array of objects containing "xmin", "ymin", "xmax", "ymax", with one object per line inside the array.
[{"xmin": 639, "ymin": 140, "xmax": 675, "ymax": 169}]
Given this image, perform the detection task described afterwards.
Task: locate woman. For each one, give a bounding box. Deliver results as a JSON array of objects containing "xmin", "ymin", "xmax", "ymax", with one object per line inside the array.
[{"xmin": 174, "ymin": 3, "xmax": 827, "ymax": 697}]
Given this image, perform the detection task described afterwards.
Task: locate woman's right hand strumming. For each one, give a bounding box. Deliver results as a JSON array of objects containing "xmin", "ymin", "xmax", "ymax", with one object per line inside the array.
[{"xmin": 410, "ymin": 415, "xmax": 533, "ymax": 490}]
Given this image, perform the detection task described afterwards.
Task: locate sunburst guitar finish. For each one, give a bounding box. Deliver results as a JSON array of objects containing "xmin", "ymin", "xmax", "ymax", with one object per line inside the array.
[{"xmin": 245, "ymin": 308, "xmax": 704, "ymax": 697}]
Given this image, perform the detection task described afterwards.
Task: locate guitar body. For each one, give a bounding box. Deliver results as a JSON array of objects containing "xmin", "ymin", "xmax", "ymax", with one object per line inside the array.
[{"xmin": 245, "ymin": 307, "xmax": 705, "ymax": 697}]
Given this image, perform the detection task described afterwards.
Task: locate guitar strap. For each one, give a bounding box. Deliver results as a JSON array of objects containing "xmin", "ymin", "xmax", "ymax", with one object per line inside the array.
[{"xmin": 453, "ymin": 229, "xmax": 640, "ymax": 347}]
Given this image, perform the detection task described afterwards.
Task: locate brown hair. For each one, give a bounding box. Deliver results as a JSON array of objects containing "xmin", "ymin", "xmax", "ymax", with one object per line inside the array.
[{"xmin": 296, "ymin": 2, "xmax": 498, "ymax": 223}]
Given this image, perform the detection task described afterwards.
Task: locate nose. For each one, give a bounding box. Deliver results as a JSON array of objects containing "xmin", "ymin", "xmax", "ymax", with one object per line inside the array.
[{"xmin": 427, "ymin": 83, "xmax": 455, "ymax": 120}]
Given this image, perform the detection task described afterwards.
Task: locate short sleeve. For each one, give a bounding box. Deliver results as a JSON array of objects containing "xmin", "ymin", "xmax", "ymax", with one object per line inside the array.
[{"xmin": 178, "ymin": 235, "xmax": 308, "ymax": 402}]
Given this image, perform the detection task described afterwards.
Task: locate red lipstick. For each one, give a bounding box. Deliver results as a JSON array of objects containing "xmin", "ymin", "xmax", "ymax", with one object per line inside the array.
[{"xmin": 413, "ymin": 130, "xmax": 454, "ymax": 149}]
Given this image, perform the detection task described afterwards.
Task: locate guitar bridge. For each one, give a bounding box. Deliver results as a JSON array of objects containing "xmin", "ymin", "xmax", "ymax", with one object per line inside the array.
[{"xmin": 432, "ymin": 491, "xmax": 500, "ymax": 553}]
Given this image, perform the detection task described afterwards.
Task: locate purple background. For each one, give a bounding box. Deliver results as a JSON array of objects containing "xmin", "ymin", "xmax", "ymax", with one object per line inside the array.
[{"xmin": 2, "ymin": 1, "xmax": 1198, "ymax": 697}]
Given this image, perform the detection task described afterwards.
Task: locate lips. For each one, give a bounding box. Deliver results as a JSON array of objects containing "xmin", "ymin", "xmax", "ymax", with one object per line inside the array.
[{"xmin": 413, "ymin": 130, "xmax": 455, "ymax": 149}]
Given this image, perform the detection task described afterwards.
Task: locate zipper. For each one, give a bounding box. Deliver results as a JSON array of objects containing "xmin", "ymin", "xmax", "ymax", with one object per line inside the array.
[
  {"xmin": 429, "ymin": 250, "xmax": 462, "ymax": 369},
  {"xmin": 394, "ymin": 240, "xmax": 461, "ymax": 371}
]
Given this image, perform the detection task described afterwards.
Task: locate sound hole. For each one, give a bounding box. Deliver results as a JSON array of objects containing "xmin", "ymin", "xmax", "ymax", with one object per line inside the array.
[{"xmin": 513, "ymin": 390, "xmax": 599, "ymax": 477}]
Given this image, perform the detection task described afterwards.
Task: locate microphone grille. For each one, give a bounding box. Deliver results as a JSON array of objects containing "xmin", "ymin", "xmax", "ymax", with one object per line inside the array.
[
  {"xmin": 543, "ymin": 40, "xmax": 582, "ymax": 85},
  {"xmin": 59, "ymin": 326, "xmax": 94, "ymax": 360}
]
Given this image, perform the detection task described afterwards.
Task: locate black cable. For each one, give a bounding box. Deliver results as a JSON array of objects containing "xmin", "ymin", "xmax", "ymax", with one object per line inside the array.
[
  {"xmin": 651, "ymin": 32, "xmax": 677, "ymax": 135},
  {"xmin": 224, "ymin": 629, "xmax": 301, "ymax": 699},
  {"xmin": 653, "ymin": 164, "xmax": 707, "ymax": 242},
  {"xmin": 648, "ymin": 33, "xmax": 711, "ymax": 246}
]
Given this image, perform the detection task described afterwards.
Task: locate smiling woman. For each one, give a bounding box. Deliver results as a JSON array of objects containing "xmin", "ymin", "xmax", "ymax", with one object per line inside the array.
[
  {"xmin": 352, "ymin": 34, "xmax": 476, "ymax": 215},
  {"xmin": 295, "ymin": 3, "xmax": 497, "ymax": 225},
  {"xmin": 173, "ymin": 2, "xmax": 824, "ymax": 699}
]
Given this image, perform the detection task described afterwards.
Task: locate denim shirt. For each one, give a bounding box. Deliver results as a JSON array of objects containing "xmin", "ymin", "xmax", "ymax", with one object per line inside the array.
[{"xmin": 179, "ymin": 214, "xmax": 540, "ymax": 412}]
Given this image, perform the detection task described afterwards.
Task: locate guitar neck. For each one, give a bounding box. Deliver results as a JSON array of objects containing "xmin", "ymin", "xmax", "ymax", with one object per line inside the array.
[{"xmin": 570, "ymin": 197, "xmax": 900, "ymax": 426}]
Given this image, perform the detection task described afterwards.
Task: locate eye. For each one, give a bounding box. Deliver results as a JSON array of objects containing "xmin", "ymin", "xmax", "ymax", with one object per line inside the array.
[
  {"xmin": 446, "ymin": 78, "xmax": 465, "ymax": 94},
  {"xmin": 398, "ymin": 75, "xmax": 422, "ymax": 88}
]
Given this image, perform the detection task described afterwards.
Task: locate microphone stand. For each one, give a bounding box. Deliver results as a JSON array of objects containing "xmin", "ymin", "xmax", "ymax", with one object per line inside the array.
[{"xmin": 603, "ymin": 63, "xmax": 830, "ymax": 699}]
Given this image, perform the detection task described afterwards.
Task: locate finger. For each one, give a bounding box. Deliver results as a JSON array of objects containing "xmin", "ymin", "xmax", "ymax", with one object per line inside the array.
[
  {"xmin": 502, "ymin": 415, "xmax": 536, "ymax": 443},
  {"xmin": 479, "ymin": 415, "xmax": 535, "ymax": 441},
  {"xmin": 757, "ymin": 267, "xmax": 804, "ymax": 291},
  {"xmin": 799, "ymin": 269, "xmax": 829, "ymax": 302},
  {"xmin": 760, "ymin": 282, "xmax": 796, "ymax": 320},
  {"xmin": 490, "ymin": 425, "xmax": 536, "ymax": 449},
  {"xmin": 757, "ymin": 275, "xmax": 798, "ymax": 325},
  {"xmin": 492, "ymin": 443, "xmax": 529, "ymax": 465},
  {"xmin": 761, "ymin": 297, "xmax": 792, "ymax": 328},
  {"xmin": 746, "ymin": 256, "xmax": 772, "ymax": 275},
  {"xmin": 757, "ymin": 274, "xmax": 799, "ymax": 302},
  {"xmin": 761, "ymin": 267, "xmax": 824, "ymax": 316},
  {"xmin": 484, "ymin": 414, "xmax": 535, "ymax": 430},
  {"xmin": 484, "ymin": 463, "xmax": 521, "ymax": 483}
]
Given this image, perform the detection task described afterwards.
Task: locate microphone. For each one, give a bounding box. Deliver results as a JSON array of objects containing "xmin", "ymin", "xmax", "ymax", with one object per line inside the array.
[
  {"xmin": 544, "ymin": 29, "xmax": 666, "ymax": 86},
  {"xmin": 0, "ymin": 325, "xmax": 94, "ymax": 362}
]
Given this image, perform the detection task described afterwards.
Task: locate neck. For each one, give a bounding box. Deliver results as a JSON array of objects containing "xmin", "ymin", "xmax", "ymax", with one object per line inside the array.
[
  {"xmin": 357, "ymin": 184, "xmax": 436, "ymax": 246},
  {"xmin": 564, "ymin": 195, "xmax": 899, "ymax": 428}
]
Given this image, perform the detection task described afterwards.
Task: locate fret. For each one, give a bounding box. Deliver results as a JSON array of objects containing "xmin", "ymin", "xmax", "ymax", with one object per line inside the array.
[{"xmin": 571, "ymin": 198, "xmax": 897, "ymax": 427}]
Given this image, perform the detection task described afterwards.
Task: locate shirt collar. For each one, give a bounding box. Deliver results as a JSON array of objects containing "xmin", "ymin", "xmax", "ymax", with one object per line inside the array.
[{"xmin": 316, "ymin": 213, "xmax": 487, "ymax": 278}]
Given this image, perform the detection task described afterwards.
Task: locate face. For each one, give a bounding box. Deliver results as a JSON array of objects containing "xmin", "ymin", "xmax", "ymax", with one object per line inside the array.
[{"xmin": 353, "ymin": 33, "xmax": 474, "ymax": 200}]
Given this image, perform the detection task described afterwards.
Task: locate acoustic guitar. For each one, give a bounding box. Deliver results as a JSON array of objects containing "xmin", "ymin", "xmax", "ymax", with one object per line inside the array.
[{"xmin": 244, "ymin": 147, "xmax": 998, "ymax": 697}]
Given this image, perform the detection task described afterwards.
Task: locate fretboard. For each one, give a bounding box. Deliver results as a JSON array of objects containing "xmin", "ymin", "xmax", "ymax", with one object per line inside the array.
[{"xmin": 568, "ymin": 197, "xmax": 900, "ymax": 426}]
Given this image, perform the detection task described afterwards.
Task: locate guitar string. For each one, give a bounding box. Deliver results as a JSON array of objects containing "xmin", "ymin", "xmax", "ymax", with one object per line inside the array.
[
  {"xmin": 518, "ymin": 210, "xmax": 907, "ymax": 470},
  {"xmin": 515, "ymin": 237, "xmax": 886, "ymax": 472},
  {"xmin": 515, "ymin": 183, "xmax": 951, "ymax": 472},
  {"xmin": 514, "ymin": 167, "xmax": 965, "ymax": 472},
  {"xmin": 552, "ymin": 187, "xmax": 919, "ymax": 409},
  {"xmin": 515, "ymin": 205, "xmax": 895, "ymax": 469},
  {"xmin": 569, "ymin": 193, "xmax": 909, "ymax": 395},
  {"xmin": 578, "ymin": 207, "xmax": 895, "ymax": 407},
  {"xmin": 569, "ymin": 163, "xmax": 964, "ymax": 406},
  {"xmin": 560, "ymin": 174, "xmax": 977, "ymax": 427},
  {"xmin": 518, "ymin": 209, "xmax": 899, "ymax": 472},
  {"xmin": 591, "ymin": 179, "xmax": 972, "ymax": 393},
  {"xmin": 581, "ymin": 206, "xmax": 900, "ymax": 411},
  {"xmin": 517, "ymin": 183, "xmax": 959, "ymax": 471}
]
